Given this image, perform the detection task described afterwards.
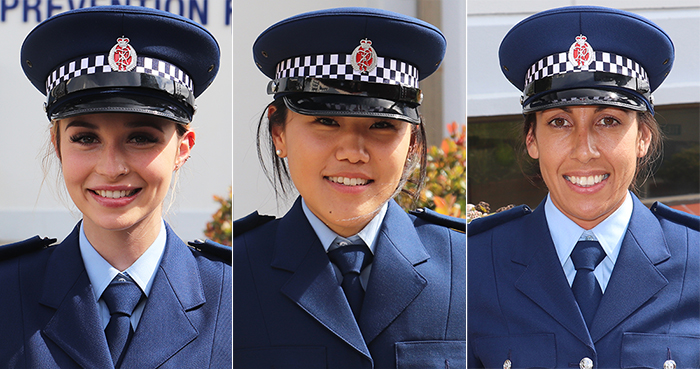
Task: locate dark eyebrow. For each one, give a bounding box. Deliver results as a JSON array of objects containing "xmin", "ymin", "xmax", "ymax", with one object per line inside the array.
[
  {"xmin": 125, "ymin": 120, "xmax": 166, "ymax": 133},
  {"xmin": 64, "ymin": 120, "xmax": 98, "ymax": 130},
  {"xmin": 63, "ymin": 119, "xmax": 166, "ymax": 133}
]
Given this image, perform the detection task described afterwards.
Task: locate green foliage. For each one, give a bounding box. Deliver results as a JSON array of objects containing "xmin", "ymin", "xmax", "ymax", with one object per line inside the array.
[
  {"xmin": 204, "ymin": 186, "xmax": 232, "ymax": 246},
  {"xmin": 397, "ymin": 122, "xmax": 466, "ymax": 218}
]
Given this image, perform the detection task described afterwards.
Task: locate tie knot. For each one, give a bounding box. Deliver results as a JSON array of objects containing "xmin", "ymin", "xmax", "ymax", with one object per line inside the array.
[
  {"xmin": 327, "ymin": 237, "xmax": 372, "ymax": 276},
  {"xmin": 571, "ymin": 240, "xmax": 606, "ymax": 271},
  {"xmin": 102, "ymin": 274, "xmax": 143, "ymax": 317}
]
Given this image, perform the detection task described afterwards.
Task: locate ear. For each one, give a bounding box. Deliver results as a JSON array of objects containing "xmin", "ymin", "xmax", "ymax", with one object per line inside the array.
[
  {"xmin": 525, "ymin": 126, "xmax": 539, "ymax": 159},
  {"xmin": 175, "ymin": 129, "xmax": 195, "ymax": 170},
  {"xmin": 637, "ymin": 123, "xmax": 652, "ymax": 158},
  {"xmin": 51, "ymin": 121, "xmax": 62, "ymax": 161},
  {"xmin": 269, "ymin": 105, "xmax": 287, "ymax": 157}
]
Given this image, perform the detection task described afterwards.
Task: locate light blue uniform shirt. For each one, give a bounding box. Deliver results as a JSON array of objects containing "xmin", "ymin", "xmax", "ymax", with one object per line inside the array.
[
  {"xmin": 79, "ymin": 219, "xmax": 167, "ymax": 330},
  {"xmin": 302, "ymin": 198, "xmax": 388, "ymax": 290},
  {"xmin": 544, "ymin": 191, "xmax": 633, "ymax": 292}
]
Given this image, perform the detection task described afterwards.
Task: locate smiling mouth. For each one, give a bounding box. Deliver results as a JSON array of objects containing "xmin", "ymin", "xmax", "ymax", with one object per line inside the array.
[
  {"xmin": 91, "ymin": 189, "xmax": 141, "ymax": 199},
  {"xmin": 326, "ymin": 176, "xmax": 373, "ymax": 186},
  {"xmin": 564, "ymin": 174, "xmax": 609, "ymax": 187}
]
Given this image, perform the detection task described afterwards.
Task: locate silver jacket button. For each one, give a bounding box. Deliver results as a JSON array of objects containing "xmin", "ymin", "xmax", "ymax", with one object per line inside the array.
[
  {"xmin": 503, "ymin": 359, "xmax": 512, "ymax": 369},
  {"xmin": 663, "ymin": 360, "xmax": 676, "ymax": 369},
  {"xmin": 580, "ymin": 357, "xmax": 593, "ymax": 369}
]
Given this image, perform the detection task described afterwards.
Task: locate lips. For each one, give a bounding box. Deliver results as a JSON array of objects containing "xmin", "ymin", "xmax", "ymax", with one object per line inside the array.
[
  {"xmin": 564, "ymin": 174, "xmax": 609, "ymax": 187},
  {"xmin": 326, "ymin": 176, "xmax": 372, "ymax": 186},
  {"xmin": 90, "ymin": 189, "xmax": 140, "ymax": 199}
]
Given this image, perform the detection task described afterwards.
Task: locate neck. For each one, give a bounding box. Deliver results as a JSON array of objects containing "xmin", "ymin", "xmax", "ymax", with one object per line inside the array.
[{"xmin": 82, "ymin": 214, "xmax": 162, "ymax": 271}]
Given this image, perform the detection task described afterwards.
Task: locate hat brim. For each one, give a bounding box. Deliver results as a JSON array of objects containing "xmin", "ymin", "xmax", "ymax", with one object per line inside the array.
[
  {"xmin": 283, "ymin": 94, "xmax": 420, "ymax": 124},
  {"xmin": 523, "ymin": 88, "xmax": 649, "ymax": 114},
  {"xmin": 49, "ymin": 88, "xmax": 193, "ymax": 124}
]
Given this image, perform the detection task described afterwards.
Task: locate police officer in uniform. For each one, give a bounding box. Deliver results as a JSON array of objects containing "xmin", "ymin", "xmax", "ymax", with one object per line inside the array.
[
  {"xmin": 468, "ymin": 6, "xmax": 699, "ymax": 368},
  {"xmin": 234, "ymin": 7, "xmax": 465, "ymax": 369},
  {"xmin": 0, "ymin": 6, "xmax": 231, "ymax": 368}
]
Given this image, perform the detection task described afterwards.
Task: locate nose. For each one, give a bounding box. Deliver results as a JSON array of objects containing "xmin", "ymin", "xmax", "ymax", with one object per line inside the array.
[
  {"xmin": 335, "ymin": 132, "xmax": 370, "ymax": 164},
  {"xmin": 95, "ymin": 143, "xmax": 129, "ymax": 179},
  {"xmin": 570, "ymin": 125, "xmax": 600, "ymax": 163}
]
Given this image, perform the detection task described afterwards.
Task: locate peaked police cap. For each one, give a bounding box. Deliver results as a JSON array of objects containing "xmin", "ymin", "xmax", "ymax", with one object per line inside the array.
[
  {"xmin": 499, "ymin": 6, "xmax": 674, "ymax": 115},
  {"xmin": 253, "ymin": 7, "xmax": 446, "ymax": 124},
  {"xmin": 21, "ymin": 5, "xmax": 220, "ymax": 123}
]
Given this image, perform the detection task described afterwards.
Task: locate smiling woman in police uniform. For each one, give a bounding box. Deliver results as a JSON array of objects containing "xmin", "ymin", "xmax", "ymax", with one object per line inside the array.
[
  {"xmin": 0, "ymin": 6, "xmax": 231, "ymax": 368},
  {"xmin": 468, "ymin": 6, "xmax": 700, "ymax": 369},
  {"xmin": 233, "ymin": 7, "xmax": 465, "ymax": 369}
]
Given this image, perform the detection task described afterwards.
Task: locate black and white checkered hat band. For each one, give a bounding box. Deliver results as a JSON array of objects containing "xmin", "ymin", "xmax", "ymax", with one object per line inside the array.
[
  {"xmin": 275, "ymin": 54, "xmax": 419, "ymax": 88},
  {"xmin": 525, "ymin": 51, "xmax": 648, "ymax": 86},
  {"xmin": 46, "ymin": 55, "xmax": 193, "ymax": 95}
]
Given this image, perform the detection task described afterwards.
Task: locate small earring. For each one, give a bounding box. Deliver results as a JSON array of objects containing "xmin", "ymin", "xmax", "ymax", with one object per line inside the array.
[{"xmin": 276, "ymin": 149, "xmax": 282, "ymax": 156}]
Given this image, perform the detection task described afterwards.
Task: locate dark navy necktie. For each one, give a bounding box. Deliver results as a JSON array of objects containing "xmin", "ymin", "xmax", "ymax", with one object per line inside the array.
[
  {"xmin": 102, "ymin": 273, "xmax": 143, "ymax": 367},
  {"xmin": 571, "ymin": 240, "xmax": 606, "ymax": 328},
  {"xmin": 327, "ymin": 237, "xmax": 373, "ymax": 321}
]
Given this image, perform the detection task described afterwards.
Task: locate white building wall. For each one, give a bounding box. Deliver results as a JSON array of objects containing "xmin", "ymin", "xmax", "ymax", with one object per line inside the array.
[
  {"xmin": 467, "ymin": 0, "xmax": 700, "ymax": 117},
  {"xmin": 0, "ymin": 0, "xmax": 232, "ymax": 242}
]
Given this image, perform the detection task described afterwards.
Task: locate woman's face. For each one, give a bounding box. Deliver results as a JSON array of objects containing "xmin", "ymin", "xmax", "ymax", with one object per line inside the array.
[
  {"xmin": 527, "ymin": 106, "xmax": 651, "ymax": 229},
  {"xmin": 56, "ymin": 113, "xmax": 193, "ymax": 235},
  {"xmin": 272, "ymin": 109, "xmax": 413, "ymax": 237}
]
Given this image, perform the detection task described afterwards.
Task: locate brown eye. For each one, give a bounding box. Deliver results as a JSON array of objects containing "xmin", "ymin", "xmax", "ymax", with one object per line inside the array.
[
  {"xmin": 548, "ymin": 118, "xmax": 568, "ymax": 127},
  {"xmin": 599, "ymin": 117, "xmax": 619, "ymax": 126}
]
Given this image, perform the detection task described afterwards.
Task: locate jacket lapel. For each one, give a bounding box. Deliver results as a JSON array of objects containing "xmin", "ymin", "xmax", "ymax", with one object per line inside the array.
[
  {"xmin": 273, "ymin": 199, "xmax": 371, "ymax": 360},
  {"xmin": 120, "ymin": 224, "xmax": 204, "ymax": 369},
  {"xmin": 589, "ymin": 196, "xmax": 670, "ymax": 342},
  {"xmin": 511, "ymin": 202, "xmax": 593, "ymax": 347},
  {"xmin": 359, "ymin": 201, "xmax": 429, "ymax": 344},
  {"xmin": 40, "ymin": 224, "xmax": 114, "ymax": 369}
]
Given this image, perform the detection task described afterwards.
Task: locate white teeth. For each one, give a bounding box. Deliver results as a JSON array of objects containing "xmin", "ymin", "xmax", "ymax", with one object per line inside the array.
[
  {"xmin": 565, "ymin": 174, "xmax": 609, "ymax": 187},
  {"xmin": 97, "ymin": 190, "xmax": 135, "ymax": 199},
  {"xmin": 327, "ymin": 176, "xmax": 369, "ymax": 186}
]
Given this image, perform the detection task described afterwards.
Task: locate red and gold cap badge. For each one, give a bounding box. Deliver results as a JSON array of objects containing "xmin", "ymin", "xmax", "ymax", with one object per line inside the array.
[
  {"xmin": 568, "ymin": 34, "xmax": 594, "ymax": 68},
  {"xmin": 351, "ymin": 38, "xmax": 378, "ymax": 74},
  {"xmin": 108, "ymin": 36, "xmax": 137, "ymax": 72}
]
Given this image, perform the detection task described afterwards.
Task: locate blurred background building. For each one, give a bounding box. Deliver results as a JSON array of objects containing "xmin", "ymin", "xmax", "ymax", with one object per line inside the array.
[
  {"xmin": 233, "ymin": 0, "xmax": 466, "ymax": 219},
  {"xmin": 468, "ymin": 0, "xmax": 700, "ymax": 214},
  {"xmin": 0, "ymin": 0, "xmax": 232, "ymax": 242}
]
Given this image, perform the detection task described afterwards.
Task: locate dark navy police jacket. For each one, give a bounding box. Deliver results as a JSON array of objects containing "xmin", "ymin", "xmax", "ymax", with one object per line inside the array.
[
  {"xmin": 234, "ymin": 198, "xmax": 466, "ymax": 368},
  {"xmin": 468, "ymin": 194, "xmax": 700, "ymax": 368},
  {"xmin": 0, "ymin": 222, "xmax": 232, "ymax": 368}
]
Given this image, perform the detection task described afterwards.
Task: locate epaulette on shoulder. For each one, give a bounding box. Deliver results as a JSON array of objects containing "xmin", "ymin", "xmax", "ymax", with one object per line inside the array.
[
  {"xmin": 0, "ymin": 236, "xmax": 57, "ymax": 261},
  {"xmin": 650, "ymin": 202, "xmax": 700, "ymax": 232},
  {"xmin": 233, "ymin": 211, "xmax": 276, "ymax": 237},
  {"xmin": 467, "ymin": 204, "xmax": 532, "ymax": 236},
  {"xmin": 187, "ymin": 239, "xmax": 232, "ymax": 265},
  {"xmin": 409, "ymin": 208, "xmax": 466, "ymax": 233}
]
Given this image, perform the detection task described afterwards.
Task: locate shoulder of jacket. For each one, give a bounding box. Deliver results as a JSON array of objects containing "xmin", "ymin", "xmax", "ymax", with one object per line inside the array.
[
  {"xmin": 467, "ymin": 204, "xmax": 533, "ymax": 236},
  {"xmin": 409, "ymin": 208, "xmax": 466, "ymax": 233},
  {"xmin": 233, "ymin": 211, "xmax": 276, "ymax": 237},
  {"xmin": 650, "ymin": 202, "xmax": 700, "ymax": 232},
  {"xmin": 0, "ymin": 236, "xmax": 57, "ymax": 261},
  {"xmin": 187, "ymin": 239, "xmax": 232, "ymax": 265}
]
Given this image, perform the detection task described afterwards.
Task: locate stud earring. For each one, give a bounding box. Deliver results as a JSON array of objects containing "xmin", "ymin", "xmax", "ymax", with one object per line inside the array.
[{"xmin": 276, "ymin": 149, "xmax": 282, "ymax": 156}]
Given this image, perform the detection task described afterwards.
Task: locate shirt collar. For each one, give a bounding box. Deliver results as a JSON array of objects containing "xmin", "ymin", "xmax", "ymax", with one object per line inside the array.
[
  {"xmin": 301, "ymin": 198, "xmax": 388, "ymax": 254},
  {"xmin": 545, "ymin": 191, "xmax": 632, "ymax": 266},
  {"xmin": 80, "ymin": 219, "xmax": 167, "ymax": 301}
]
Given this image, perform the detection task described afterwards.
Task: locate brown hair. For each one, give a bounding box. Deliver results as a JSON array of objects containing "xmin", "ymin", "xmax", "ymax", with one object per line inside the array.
[
  {"xmin": 520, "ymin": 109, "xmax": 663, "ymax": 194},
  {"xmin": 256, "ymin": 98, "xmax": 428, "ymax": 205}
]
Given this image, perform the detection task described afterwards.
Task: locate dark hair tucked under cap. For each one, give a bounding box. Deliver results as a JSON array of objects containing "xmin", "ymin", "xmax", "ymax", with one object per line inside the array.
[
  {"xmin": 253, "ymin": 7, "xmax": 446, "ymax": 124},
  {"xmin": 21, "ymin": 5, "xmax": 220, "ymax": 123},
  {"xmin": 499, "ymin": 6, "xmax": 674, "ymax": 115}
]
